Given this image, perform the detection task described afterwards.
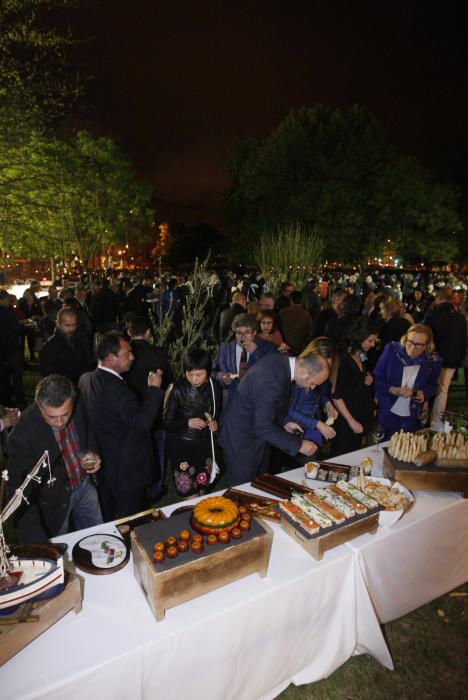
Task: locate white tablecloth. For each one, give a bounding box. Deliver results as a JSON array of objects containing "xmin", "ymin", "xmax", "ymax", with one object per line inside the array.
[
  {"xmin": 282, "ymin": 445, "xmax": 468, "ymax": 623},
  {"xmin": 2, "ymin": 489, "xmax": 392, "ymax": 700}
]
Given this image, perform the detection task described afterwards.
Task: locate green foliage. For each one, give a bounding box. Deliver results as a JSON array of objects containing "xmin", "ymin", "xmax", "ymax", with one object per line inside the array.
[
  {"xmin": 0, "ymin": 0, "xmax": 79, "ymax": 119},
  {"xmin": 254, "ymin": 223, "xmax": 323, "ymax": 297},
  {"xmin": 0, "ymin": 128, "xmax": 154, "ymax": 266},
  {"xmin": 224, "ymin": 105, "xmax": 462, "ymax": 265},
  {"xmin": 167, "ymin": 257, "xmax": 211, "ymax": 379}
]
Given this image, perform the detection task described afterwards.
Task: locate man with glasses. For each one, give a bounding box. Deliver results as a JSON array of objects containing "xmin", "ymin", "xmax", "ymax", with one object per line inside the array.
[
  {"xmin": 213, "ymin": 314, "xmax": 277, "ymax": 405},
  {"xmin": 79, "ymin": 333, "xmax": 164, "ymax": 520}
]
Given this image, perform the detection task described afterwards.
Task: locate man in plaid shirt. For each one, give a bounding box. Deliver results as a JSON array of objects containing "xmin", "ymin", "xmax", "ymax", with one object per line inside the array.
[{"xmin": 8, "ymin": 375, "xmax": 103, "ymax": 543}]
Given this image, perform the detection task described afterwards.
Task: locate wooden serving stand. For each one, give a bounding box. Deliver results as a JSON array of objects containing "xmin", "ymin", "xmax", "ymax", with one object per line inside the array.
[
  {"xmin": 131, "ymin": 516, "xmax": 273, "ymax": 622},
  {"xmin": 0, "ymin": 572, "xmax": 82, "ymax": 666},
  {"xmin": 281, "ymin": 512, "xmax": 380, "ymax": 561},
  {"xmin": 383, "ymin": 449, "xmax": 468, "ymax": 497}
]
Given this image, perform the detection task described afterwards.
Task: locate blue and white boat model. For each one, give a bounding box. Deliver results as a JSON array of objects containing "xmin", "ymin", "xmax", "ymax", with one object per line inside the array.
[{"xmin": 0, "ymin": 452, "xmax": 65, "ymax": 614}]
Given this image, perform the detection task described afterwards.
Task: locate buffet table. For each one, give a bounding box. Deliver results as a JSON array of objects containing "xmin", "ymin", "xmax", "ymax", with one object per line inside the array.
[
  {"xmin": 3, "ymin": 443, "xmax": 467, "ymax": 700},
  {"xmin": 3, "ymin": 488, "xmax": 391, "ymax": 700},
  {"xmin": 276, "ymin": 445, "xmax": 468, "ymax": 624}
]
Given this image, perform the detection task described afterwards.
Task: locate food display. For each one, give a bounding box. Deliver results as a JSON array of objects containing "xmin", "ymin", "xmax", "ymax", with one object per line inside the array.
[
  {"xmin": 388, "ymin": 430, "xmax": 468, "ymax": 464},
  {"xmin": 131, "ymin": 502, "xmax": 273, "ymax": 621},
  {"xmin": 385, "ymin": 430, "xmax": 468, "ymax": 496},
  {"xmin": 191, "ymin": 496, "xmax": 240, "ymax": 534},
  {"xmin": 223, "ymin": 488, "xmax": 281, "ymax": 521},
  {"xmin": 349, "ymin": 476, "xmax": 414, "ymax": 526},
  {"xmin": 279, "ymin": 484, "xmax": 382, "ymax": 559},
  {"xmin": 304, "ymin": 461, "xmax": 353, "ymax": 482}
]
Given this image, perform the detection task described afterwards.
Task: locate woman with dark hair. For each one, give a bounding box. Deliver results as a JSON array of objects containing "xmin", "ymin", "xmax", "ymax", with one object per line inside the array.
[
  {"xmin": 324, "ymin": 293, "xmax": 361, "ymax": 350},
  {"xmin": 378, "ymin": 297, "xmax": 411, "ymax": 348},
  {"xmin": 330, "ymin": 319, "xmax": 379, "ymax": 457},
  {"xmin": 374, "ymin": 324, "xmax": 442, "ymax": 439},
  {"xmin": 256, "ymin": 310, "xmax": 289, "ymax": 353},
  {"xmin": 163, "ymin": 348, "xmax": 222, "ymax": 497}
]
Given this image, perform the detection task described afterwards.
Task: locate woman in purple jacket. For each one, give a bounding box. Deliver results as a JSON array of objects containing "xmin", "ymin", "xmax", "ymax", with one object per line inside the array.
[{"xmin": 374, "ymin": 324, "xmax": 442, "ymax": 439}]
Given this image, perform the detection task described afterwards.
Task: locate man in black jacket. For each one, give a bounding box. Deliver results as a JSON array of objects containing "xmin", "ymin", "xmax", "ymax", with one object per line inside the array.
[
  {"xmin": 126, "ymin": 316, "xmax": 172, "ymax": 498},
  {"xmin": 425, "ymin": 287, "xmax": 467, "ymax": 431},
  {"xmin": 0, "ymin": 290, "xmax": 26, "ymax": 409},
  {"xmin": 8, "ymin": 374, "xmax": 102, "ymax": 543},
  {"xmin": 79, "ymin": 333, "xmax": 164, "ymax": 520},
  {"xmin": 39, "ymin": 307, "xmax": 91, "ymax": 384}
]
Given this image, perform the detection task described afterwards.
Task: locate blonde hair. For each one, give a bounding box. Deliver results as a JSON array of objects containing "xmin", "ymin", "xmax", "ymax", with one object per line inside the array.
[{"xmin": 401, "ymin": 323, "xmax": 435, "ymax": 354}]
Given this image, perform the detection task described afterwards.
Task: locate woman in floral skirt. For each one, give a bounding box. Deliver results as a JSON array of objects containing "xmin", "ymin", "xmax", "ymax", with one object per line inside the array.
[{"xmin": 163, "ymin": 348, "xmax": 222, "ymax": 497}]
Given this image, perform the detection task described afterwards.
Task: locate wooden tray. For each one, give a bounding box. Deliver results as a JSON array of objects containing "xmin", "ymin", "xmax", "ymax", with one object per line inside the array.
[
  {"xmin": 281, "ymin": 511, "xmax": 379, "ymax": 560},
  {"xmin": 383, "ymin": 449, "xmax": 468, "ymax": 497},
  {"xmin": 0, "ymin": 572, "xmax": 82, "ymax": 666},
  {"xmin": 223, "ymin": 488, "xmax": 281, "ymax": 521},
  {"xmin": 251, "ymin": 473, "xmax": 313, "ymax": 499},
  {"xmin": 131, "ymin": 511, "xmax": 273, "ymax": 621}
]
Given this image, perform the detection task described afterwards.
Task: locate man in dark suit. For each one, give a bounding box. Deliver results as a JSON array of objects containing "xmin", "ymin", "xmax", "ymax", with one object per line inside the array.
[
  {"xmin": 39, "ymin": 307, "xmax": 91, "ymax": 384},
  {"xmin": 0, "ymin": 289, "xmax": 27, "ymax": 409},
  {"xmin": 8, "ymin": 374, "xmax": 102, "ymax": 543},
  {"xmin": 126, "ymin": 316, "xmax": 173, "ymax": 498},
  {"xmin": 213, "ymin": 313, "xmax": 277, "ymax": 405},
  {"xmin": 218, "ymin": 352, "xmax": 329, "ymax": 486},
  {"xmin": 78, "ymin": 333, "xmax": 164, "ymax": 520}
]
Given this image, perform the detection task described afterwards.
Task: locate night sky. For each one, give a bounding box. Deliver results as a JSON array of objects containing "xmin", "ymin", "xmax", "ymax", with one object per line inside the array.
[{"xmin": 71, "ymin": 1, "xmax": 467, "ymax": 220}]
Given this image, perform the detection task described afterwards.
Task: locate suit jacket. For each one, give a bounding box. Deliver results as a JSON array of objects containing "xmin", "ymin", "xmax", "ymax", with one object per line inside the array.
[
  {"xmin": 39, "ymin": 330, "xmax": 91, "ymax": 384},
  {"xmin": 213, "ymin": 336, "xmax": 277, "ymax": 396},
  {"xmin": 7, "ymin": 398, "xmax": 95, "ymax": 542},
  {"xmin": 126, "ymin": 339, "xmax": 173, "ymax": 403},
  {"xmin": 78, "ymin": 368, "xmax": 163, "ymax": 516},
  {"xmin": 218, "ymin": 354, "xmax": 301, "ymax": 484}
]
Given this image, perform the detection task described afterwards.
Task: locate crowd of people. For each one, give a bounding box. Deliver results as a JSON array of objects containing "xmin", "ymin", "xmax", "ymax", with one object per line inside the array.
[{"xmin": 0, "ymin": 265, "xmax": 467, "ymax": 543}]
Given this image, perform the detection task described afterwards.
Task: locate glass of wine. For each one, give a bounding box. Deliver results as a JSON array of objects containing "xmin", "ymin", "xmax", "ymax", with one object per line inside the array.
[
  {"xmin": 372, "ymin": 426, "xmax": 385, "ymax": 454},
  {"xmin": 79, "ymin": 451, "xmax": 100, "ymax": 486}
]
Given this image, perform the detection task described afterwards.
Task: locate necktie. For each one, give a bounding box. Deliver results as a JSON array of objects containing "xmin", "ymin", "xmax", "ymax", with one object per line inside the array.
[{"xmin": 239, "ymin": 348, "xmax": 248, "ymax": 378}]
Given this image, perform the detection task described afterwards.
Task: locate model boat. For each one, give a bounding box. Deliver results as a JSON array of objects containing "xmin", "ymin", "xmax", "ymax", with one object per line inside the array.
[{"xmin": 0, "ymin": 452, "xmax": 65, "ymax": 614}]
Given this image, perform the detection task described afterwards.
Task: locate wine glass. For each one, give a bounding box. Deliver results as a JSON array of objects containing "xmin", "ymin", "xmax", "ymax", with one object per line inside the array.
[
  {"xmin": 372, "ymin": 426, "xmax": 385, "ymax": 454},
  {"xmin": 79, "ymin": 451, "xmax": 100, "ymax": 486}
]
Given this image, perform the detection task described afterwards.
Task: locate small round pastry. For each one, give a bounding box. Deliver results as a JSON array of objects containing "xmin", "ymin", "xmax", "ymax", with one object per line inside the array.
[
  {"xmin": 241, "ymin": 512, "xmax": 252, "ymax": 523},
  {"xmin": 192, "ymin": 533, "xmax": 203, "ymax": 544},
  {"xmin": 153, "ymin": 541, "xmax": 165, "ymax": 553},
  {"xmin": 218, "ymin": 531, "xmax": 230, "ymax": 545},
  {"xmin": 166, "ymin": 545, "xmax": 178, "ymax": 559},
  {"xmin": 231, "ymin": 527, "xmax": 242, "ymax": 539},
  {"xmin": 166, "ymin": 535, "xmax": 177, "ymax": 548},
  {"xmin": 153, "ymin": 550, "xmax": 165, "ymax": 563},
  {"xmin": 206, "ymin": 533, "xmax": 218, "ymax": 546},
  {"xmin": 179, "ymin": 529, "xmax": 191, "ymax": 542},
  {"xmin": 177, "ymin": 540, "xmax": 189, "ymax": 553},
  {"xmin": 191, "ymin": 540, "xmax": 204, "ymax": 554},
  {"xmin": 239, "ymin": 518, "xmax": 251, "ymax": 532},
  {"xmin": 238, "ymin": 505, "xmax": 248, "ymax": 514}
]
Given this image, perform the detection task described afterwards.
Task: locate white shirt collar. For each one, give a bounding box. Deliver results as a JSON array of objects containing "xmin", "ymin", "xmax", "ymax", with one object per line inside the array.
[
  {"xmin": 289, "ymin": 356, "xmax": 296, "ymax": 381},
  {"xmin": 98, "ymin": 364, "xmax": 123, "ymax": 380}
]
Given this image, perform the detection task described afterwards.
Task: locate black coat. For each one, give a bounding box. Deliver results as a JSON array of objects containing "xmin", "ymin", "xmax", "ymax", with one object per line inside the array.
[
  {"xmin": 78, "ymin": 368, "xmax": 163, "ymax": 518},
  {"xmin": 424, "ymin": 302, "xmax": 466, "ymax": 368},
  {"xmin": 7, "ymin": 399, "xmax": 95, "ymax": 542},
  {"xmin": 164, "ymin": 377, "xmax": 222, "ymax": 442},
  {"xmin": 39, "ymin": 330, "xmax": 91, "ymax": 384},
  {"xmin": 126, "ymin": 339, "xmax": 173, "ymax": 402}
]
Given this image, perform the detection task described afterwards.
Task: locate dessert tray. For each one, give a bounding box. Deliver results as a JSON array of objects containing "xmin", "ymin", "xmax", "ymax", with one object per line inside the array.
[
  {"xmin": 223, "ymin": 488, "xmax": 281, "ymax": 521},
  {"xmin": 131, "ymin": 509, "xmax": 272, "ymax": 621}
]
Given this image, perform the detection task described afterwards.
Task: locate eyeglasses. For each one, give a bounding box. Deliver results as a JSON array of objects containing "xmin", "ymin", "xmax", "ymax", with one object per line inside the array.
[
  {"xmin": 406, "ymin": 339, "xmax": 426, "ymax": 349},
  {"xmin": 235, "ymin": 329, "xmax": 253, "ymax": 337}
]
